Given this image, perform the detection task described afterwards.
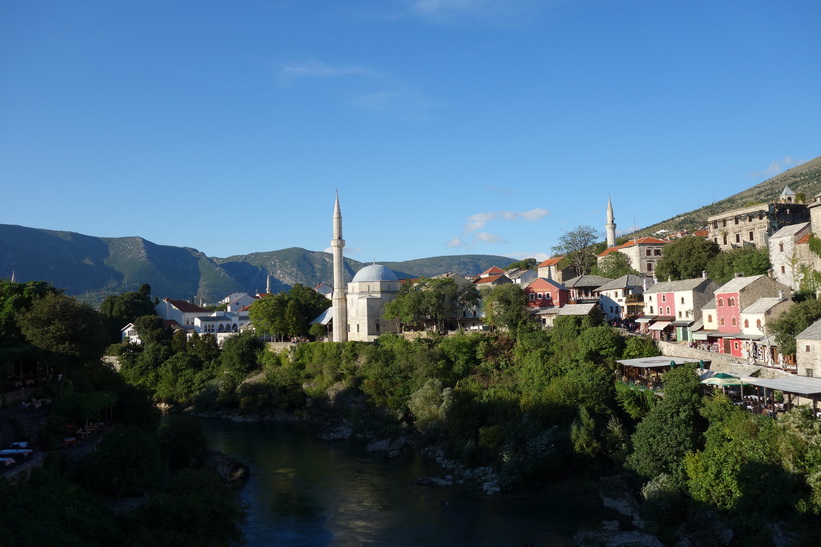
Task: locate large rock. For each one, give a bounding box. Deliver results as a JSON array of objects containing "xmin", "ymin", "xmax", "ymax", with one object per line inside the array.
[
  {"xmin": 205, "ymin": 449, "xmax": 250, "ymax": 487},
  {"xmin": 366, "ymin": 435, "xmax": 406, "ymax": 453},
  {"xmin": 599, "ymin": 475, "xmax": 644, "ymax": 528}
]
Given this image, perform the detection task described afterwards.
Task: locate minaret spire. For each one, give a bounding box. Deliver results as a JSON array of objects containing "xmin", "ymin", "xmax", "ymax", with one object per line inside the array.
[
  {"xmin": 606, "ymin": 196, "xmax": 616, "ymax": 248},
  {"xmin": 266, "ymin": 273, "xmax": 271, "ymax": 294},
  {"xmin": 331, "ymin": 192, "xmax": 348, "ymax": 342}
]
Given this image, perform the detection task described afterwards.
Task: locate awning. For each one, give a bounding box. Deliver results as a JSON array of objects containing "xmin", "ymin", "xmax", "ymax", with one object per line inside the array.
[
  {"xmin": 649, "ymin": 320, "xmax": 672, "ymax": 331},
  {"xmin": 692, "ymin": 332, "xmax": 709, "ymax": 340},
  {"xmin": 635, "ymin": 316, "xmax": 655, "ymax": 323},
  {"xmin": 671, "ymin": 320, "xmax": 694, "ymax": 327}
]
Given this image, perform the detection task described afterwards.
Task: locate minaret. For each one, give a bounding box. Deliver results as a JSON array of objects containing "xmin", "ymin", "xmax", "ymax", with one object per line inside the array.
[
  {"xmin": 606, "ymin": 197, "xmax": 616, "ymax": 248},
  {"xmin": 331, "ymin": 193, "xmax": 348, "ymax": 342},
  {"xmin": 266, "ymin": 274, "xmax": 271, "ymax": 294}
]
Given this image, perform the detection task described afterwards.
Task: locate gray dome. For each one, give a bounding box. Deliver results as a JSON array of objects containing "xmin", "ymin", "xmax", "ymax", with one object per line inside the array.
[{"xmin": 351, "ymin": 264, "xmax": 398, "ymax": 283}]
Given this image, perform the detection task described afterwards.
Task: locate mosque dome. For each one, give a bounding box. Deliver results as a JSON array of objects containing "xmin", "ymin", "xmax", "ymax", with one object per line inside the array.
[{"xmin": 351, "ymin": 264, "xmax": 398, "ymax": 283}]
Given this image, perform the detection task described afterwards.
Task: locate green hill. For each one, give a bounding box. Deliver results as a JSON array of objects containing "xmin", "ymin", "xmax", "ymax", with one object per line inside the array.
[{"xmin": 0, "ymin": 225, "xmax": 512, "ymax": 305}]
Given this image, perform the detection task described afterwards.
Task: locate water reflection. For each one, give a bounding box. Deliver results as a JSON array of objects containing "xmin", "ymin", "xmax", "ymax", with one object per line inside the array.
[{"xmin": 200, "ymin": 418, "xmax": 615, "ymax": 546}]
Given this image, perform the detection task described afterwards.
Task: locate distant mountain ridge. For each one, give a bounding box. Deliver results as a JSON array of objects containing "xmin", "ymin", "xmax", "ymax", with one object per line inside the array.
[{"xmin": 0, "ymin": 224, "xmax": 513, "ymax": 305}]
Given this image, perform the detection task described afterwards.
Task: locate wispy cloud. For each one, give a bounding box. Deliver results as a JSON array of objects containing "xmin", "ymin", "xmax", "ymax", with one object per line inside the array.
[
  {"xmin": 399, "ymin": 0, "xmax": 556, "ymax": 26},
  {"xmin": 278, "ymin": 60, "xmax": 380, "ymax": 87},
  {"xmin": 276, "ymin": 58, "xmax": 442, "ymax": 118},
  {"xmin": 465, "ymin": 208, "xmax": 549, "ymax": 232},
  {"xmin": 446, "ymin": 208, "xmax": 549, "ymax": 248},
  {"xmin": 752, "ymin": 156, "xmax": 802, "ymax": 179}
]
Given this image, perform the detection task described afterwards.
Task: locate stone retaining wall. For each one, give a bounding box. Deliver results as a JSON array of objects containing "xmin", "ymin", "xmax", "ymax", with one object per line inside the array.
[{"xmin": 656, "ymin": 341, "xmax": 792, "ymax": 380}]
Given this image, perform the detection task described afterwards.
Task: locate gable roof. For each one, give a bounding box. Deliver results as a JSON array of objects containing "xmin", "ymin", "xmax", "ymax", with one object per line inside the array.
[
  {"xmin": 474, "ymin": 274, "xmax": 509, "ymax": 285},
  {"xmin": 526, "ymin": 277, "xmax": 568, "ymax": 291},
  {"xmin": 480, "ymin": 266, "xmax": 506, "ymax": 276},
  {"xmin": 741, "ymin": 297, "xmax": 787, "ymax": 315},
  {"xmin": 558, "ymin": 303, "xmax": 598, "ymax": 316},
  {"xmin": 797, "ymin": 318, "xmax": 821, "ymax": 341},
  {"xmin": 163, "ymin": 298, "xmax": 209, "ymax": 313},
  {"xmin": 595, "ymin": 274, "xmax": 653, "ymax": 292},
  {"xmin": 769, "ymin": 222, "xmax": 809, "ymax": 240},
  {"xmin": 537, "ymin": 257, "xmax": 563, "ymax": 268},
  {"xmin": 715, "ymin": 275, "xmax": 765, "ymax": 295},
  {"xmin": 644, "ymin": 277, "xmax": 714, "ymax": 294},
  {"xmin": 564, "ymin": 274, "xmax": 611, "ymax": 289}
]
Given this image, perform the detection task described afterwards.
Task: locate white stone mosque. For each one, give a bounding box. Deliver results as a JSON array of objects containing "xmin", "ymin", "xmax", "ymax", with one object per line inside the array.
[{"xmin": 329, "ymin": 193, "xmax": 400, "ymax": 342}]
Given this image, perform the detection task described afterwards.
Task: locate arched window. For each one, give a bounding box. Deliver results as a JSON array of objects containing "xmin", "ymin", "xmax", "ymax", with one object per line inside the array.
[
  {"xmin": 756, "ymin": 319, "xmax": 762, "ymax": 328},
  {"xmin": 650, "ymin": 306, "xmax": 654, "ymax": 314},
  {"xmin": 729, "ymin": 297, "xmax": 735, "ymax": 307},
  {"xmin": 718, "ymin": 298, "xmax": 724, "ymax": 307},
  {"xmin": 708, "ymin": 314, "xmax": 713, "ymax": 323},
  {"xmin": 666, "ymin": 306, "xmax": 671, "ymax": 315},
  {"xmin": 681, "ymin": 297, "xmax": 685, "ymax": 304},
  {"xmin": 719, "ymin": 317, "xmax": 725, "ymax": 326},
  {"xmin": 731, "ymin": 317, "xmax": 737, "ymax": 327},
  {"xmin": 744, "ymin": 319, "xmax": 749, "ymax": 328}
]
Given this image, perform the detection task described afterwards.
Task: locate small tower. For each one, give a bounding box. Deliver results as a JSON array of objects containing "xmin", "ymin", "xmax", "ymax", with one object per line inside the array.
[
  {"xmin": 606, "ymin": 197, "xmax": 617, "ymax": 248},
  {"xmin": 331, "ymin": 193, "xmax": 348, "ymax": 343},
  {"xmin": 779, "ymin": 186, "xmax": 795, "ymax": 204}
]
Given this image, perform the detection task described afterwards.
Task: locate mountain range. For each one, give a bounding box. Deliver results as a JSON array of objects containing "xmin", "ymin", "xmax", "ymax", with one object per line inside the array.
[
  {"xmin": 0, "ymin": 224, "xmax": 513, "ymax": 305},
  {"xmin": 2, "ymin": 156, "xmax": 819, "ymax": 305}
]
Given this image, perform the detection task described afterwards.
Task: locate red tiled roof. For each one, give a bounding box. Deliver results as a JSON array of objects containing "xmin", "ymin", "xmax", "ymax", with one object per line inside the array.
[
  {"xmin": 598, "ymin": 237, "xmax": 668, "ymax": 257},
  {"xmin": 481, "ymin": 266, "xmax": 506, "ymax": 276},
  {"xmin": 537, "ymin": 257, "xmax": 563, "ymax": 267},
  {"xmin": 164, "ymin": 299, "xmax": 209, "ymax": 313},
  {"xmin": 474, "ymin": 275, "xmax": 503, "ymax": 285},
  {"xmin": 693, "ymin": 230, "xmax": 709, "ymax": 238}
]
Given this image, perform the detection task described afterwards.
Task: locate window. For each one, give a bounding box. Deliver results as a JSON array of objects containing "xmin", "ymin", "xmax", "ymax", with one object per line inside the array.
[
  {"xmin": 807, "ymin": 369, "xmax": 814, "ymax": 378},
  {"xmin": 779, "ymin": 243, "xmax": 784, "ymax": 252},
  {"xmin": 678, "ymin": 311, "xmax": 682, "ymax": 318},
  {"xmin": 734, "ymin": 341, "xmax": 739, "ymax": 350},
  {"xmin": 647, "ymin": 263, "xmax": 653, "ymax": 272},
  {"xmin": 666, "ymin": 306, "xmax": 671, "ymax": 315},
  {"xmin": 723, "ymin": 219, "xmax": 727, "ymax": 227},
  {"xmin": 749, "ymin": 231, "xmax": 754, "ymax": 241},
  {"xmin": 735, "ymin": 234, "xmax": 741, "ymax": 243},
  {"xmin": 654, "ymin": 249, "xmax": 661, "ymax": 256},
  {"xmin": 712, "ymin": 221, "xmax": 718, "ymax": 228},
  {"xmin": 650, "ymin": 306, "xmax": 654, "ymax": 314},
  {"xmin": 729, "ymin": 297, "xmax": 735, "ymax": 306},
  {"xmin": 756, "ymin": 319, "xmax": 761, "ymax": 328},
  {"xmin": 662, "ymin": 294, "xmax": 666, "ymax": 302},
  {"xmin": 718, "ymin": 298, "xmax": 724, "ymax": 307},
  {"xmin": 537, "ymin": 293, "xmax": 543, "ymax": 299},
  {"xmin": 744, "ymin": 319, "xmax": 749, "ymax": 328},
  {"xmin": 781, "ymin": 265, "xmax": 786, "ymax": 274},
  {"xmin": 723, "ymin": 235, "xmax": 728, "ymax": 245},
  {"xmin": 734, "ymin": 217, "xmax": 739, "ymax": 225},
  {"xmin": 648, "ymin": 296, "xmax": 653, "ymax": 301},
  {"xmin": 806, "ymin": 346, "xmax": 811, "ymax": 352},
  {"xmin": 529, "ymin": 293, "xmax": 535, "ymax": 301},
  {"xmin": 707, "ymin": 314, "xmax": 713, "ymax": 323},
  {"xmin": 747, "ymin": 215, "xmax": 753, "ymax": 222},
  {"xmin": 731, "ymin": 317, "xmax": 737, "ymax": 326},
  {"xmin": 646, "ymin": 249, "xmax": 652, "ymax": 256},
  {"xmin": 720, "ymin": 317, "xmax": 725, "ymax": 326},
  {"xmin": 681, "ymin": 297, "xmax": 684, "ymax": 304},
  {"xmin": 714, "ymin": 238, "xmax": 718, "ymax": 244}
]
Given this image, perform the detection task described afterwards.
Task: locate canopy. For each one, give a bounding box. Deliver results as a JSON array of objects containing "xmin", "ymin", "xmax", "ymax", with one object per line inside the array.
[
  {"xmin": 701, "ymin": 373, "xmax": 750, "ymax": 387},
  {"xmin": 649, "ymin": 321, "xmax": 671, "ymax": 331}
]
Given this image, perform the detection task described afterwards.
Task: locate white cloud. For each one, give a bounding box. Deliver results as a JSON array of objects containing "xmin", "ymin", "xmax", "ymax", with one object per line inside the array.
[
  {"xmin": 508, "ymin": 252, "xmax": 550, "ymax": 263},
  {"xmin": 446, "ymin": 237, "xmax": 464, "ymax": 248},
  {"xmin": 752, "ymin": 156, "xmax": 802, "ymax": 179},
  {"xmin": 465, "ymin": 208, "xmax": 549, "ymax": 232},
  {"xmin": 395, "ymin": 0, "xmax": 556, "ymax": 26},
  {"xmin": 475, "ymin": 232, "xmax": 505, "ymax": 243},
  {"xmin": 277, "ymin": 59, "xmax": 380, "ymax": 87}
]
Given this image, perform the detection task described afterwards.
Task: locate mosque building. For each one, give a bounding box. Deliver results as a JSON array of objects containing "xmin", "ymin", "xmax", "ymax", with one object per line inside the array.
[{"xmin": 329, "ymin": 194, "xmax": 401, "ymax": 342}]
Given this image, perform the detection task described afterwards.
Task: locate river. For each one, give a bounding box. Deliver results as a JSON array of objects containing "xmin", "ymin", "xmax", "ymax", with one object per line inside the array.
[{"xmin": 200, "ymin": 418, "xmax": 620, "ymax": 546}]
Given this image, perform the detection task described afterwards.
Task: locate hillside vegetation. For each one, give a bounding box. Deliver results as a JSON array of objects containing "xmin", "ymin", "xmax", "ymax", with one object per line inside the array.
[{"xmin": 628, "ymin": 156, "xmax": 821, "ymax": 238}]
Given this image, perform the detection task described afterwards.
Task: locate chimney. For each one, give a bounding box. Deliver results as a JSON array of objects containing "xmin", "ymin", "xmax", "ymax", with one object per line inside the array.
[
  {"xmin": 734, "ymin": 272, "xmax": 743, "ymax": 278},
  {"xmin": 702, "ymin": 270, "xmax": 707, "ymax": 279},
  {"xmin": 778, "ymin": 290, "xmax": 784, "ymax": 300}
]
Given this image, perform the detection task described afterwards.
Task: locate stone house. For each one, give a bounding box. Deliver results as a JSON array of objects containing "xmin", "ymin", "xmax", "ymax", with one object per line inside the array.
[
  {"xmin": 536, "ymin": 257, "xmax": 577, "ymax": 284},
  {"xmin": 795, "ymin": 319, "xmax": 821, "ymax": 378},
  {"xmin": 768, "ymin": 222, "xmax": 812, "ymax": 291},
  {"xmin": 597, "ymin": 237, "xmax": 668, "ymax": 275},
  {"xmin": 595, "ymin": 274, "xmax": 652, "ymax": 321},
  {"xmin": 564, "ymin": 274, "xmax": 610, "ymax": 303}
]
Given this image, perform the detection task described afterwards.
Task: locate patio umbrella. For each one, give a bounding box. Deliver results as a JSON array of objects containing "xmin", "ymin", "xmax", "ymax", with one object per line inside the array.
[{"xmin": 701, "ymin": 373, "xmax": 749, "ymax": 387}]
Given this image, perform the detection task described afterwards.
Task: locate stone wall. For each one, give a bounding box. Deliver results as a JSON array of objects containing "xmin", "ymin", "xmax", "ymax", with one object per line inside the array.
[{"xmin": 656, "ymin": 340, "xmax": 792, "ymax": 380}]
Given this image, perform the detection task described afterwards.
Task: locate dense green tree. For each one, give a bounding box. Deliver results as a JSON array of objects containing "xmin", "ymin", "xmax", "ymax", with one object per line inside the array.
[
  {"xmin": 249, "ymin": 283, "xmax": 330, "ymax": 338},
  {"xmin": 158, "ymin": 414, "xmax": 208, "ymax": 473},
  {"xmin": 593, "ymin": 251, "xmax": 638, "ymax": 279},
  {"xmin": 0, "ymin": 279, "xmax": 60, "ymax": 346},
  {"xmin": 768, "ymin": 297, "xmax": 821, "ymax": 355},
  {"xmin": 100, "ymin": 290, "xmax": 156, "ymax": 341},
  {"xmin": 125, "ymin": 469, "xmax": 245, "ymax": 547},
  {"xmin": 622, "ymin": 335, "xmax": 661, "ymax": 359},
  {"xmin": 220, "ymin": 330, "xmax": 264, "ymax": 378},
  {"xmin": 577, "ymin": 326, "xmax": 625, "ymax": 367},
  {"xmin": 16, "ymin": 292, "xmax": 109, "ymax": 371},
  {"xmin": 133, "ymin": 314, "xmax": 171, "ymax": 346},
  {"xmin": 385, "ymin": 277, "xmax": 480, "ymax": 332},
  {"xmin": 506, "ymin": 257, "xmax": 538, "ymax": 270},
  {"xmin": 707, "ymin": 247, "xmax": 771, "ymax": 284},
  {"xmin": 482, "ymin": 283, "xmax": 529, "ymax": 335},
  {"xmin": 627, "ymin": 364, "xmax": 703, "ymax": 483},
  {"xmin": 655, "ymin": 237, "xmax": 720, "ymax": 281},
  {"xmin": 552, "ymin": 225, "xmax": 599, "ymax": 275}
]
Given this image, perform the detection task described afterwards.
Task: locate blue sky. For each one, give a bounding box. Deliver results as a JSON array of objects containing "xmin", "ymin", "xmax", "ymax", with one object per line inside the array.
[{"xmin": 2, "ymin": 1, "xmax": 820, "ymax": 265}]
